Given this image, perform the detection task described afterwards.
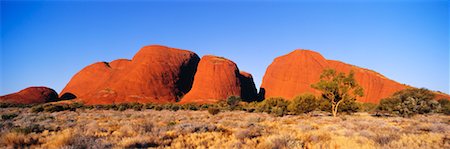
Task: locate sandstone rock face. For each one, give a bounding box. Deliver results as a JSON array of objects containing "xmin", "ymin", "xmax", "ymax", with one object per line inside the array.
[
  {"xmin": 61, "ymin": 45, "xmax": 200, "ymax": 105},
  {"xmin": 180, "ymin": 55, "xmax": 257, "ymax": 104},
  {"xmin": 0, "ymin": 87, "xmax": 59, "ymax": 104},
  {"xmin": 260, "ymin": 50, "xmax": 449, "ymax": 103}
]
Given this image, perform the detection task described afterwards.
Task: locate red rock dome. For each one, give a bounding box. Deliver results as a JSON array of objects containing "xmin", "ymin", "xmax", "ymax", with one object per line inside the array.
[
  {"xmin": 261, "ymin": 49, "xmax": 449, "ymax": 103},
  {"xmin": 61, "ymin": 45, "xmax": 200, "ymax": 105},
  {"xmin": 0, "ymin": 87, "xmax": 59, "ymax": 104},
  {"xmin": 180, "ymin": 55, "xmax": 257, "ymax": 104}
]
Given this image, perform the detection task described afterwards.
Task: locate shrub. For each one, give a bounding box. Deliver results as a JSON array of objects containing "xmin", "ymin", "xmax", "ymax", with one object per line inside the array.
[
  {"xmin": 130, "ymin": 103, "xmax": 143, "ymax": 111},
  {"xmin": 117, "ymin": 103, "xmax": 130, "ymax": 111},
  {"xmin": 227, "ymin": 96, "xmax": 242, "ymax": 110},
  {"xmin": 170, "ymin": 104, "xmax": 180, "ymax": 111},
  {"xmin": 377, "ymin": 88, "xmax": 440, "ymax": 117},
  {"xmin": 31, "ymin": 105, "xmax": 44, "ymax": 113},
  {"xmin": 337, "ymin": 99, "xmax": 359, "ymax": 114},
  {"xmin": 437, "ymin": 98, "xmax": 450, "ymax": 115},
  {"xmin": 145, "ymin": 103, "xmax": 155, "ymax": 109},
  {"xmin": 208, "ymin": 108, "xmax": 220, "ymax": 115},
  {"xmin": 43, "ymin": 104, "xmax": 66, "ymax": 112},
  {"xmin": 317, "ymin": 97, "xmax": 359, "ymax": 114},
  {"xmin": 1, "ymin": 113, "xmax": 18, "ymax": 120},
  {"xmin": 154, "ymin": 105, "xmax": 163, "ymax": 111},
  {"xmin": 257, "ymin": 97, "xmax": 290, "ymax": 116},
  {"xmin": 287, "ymin": 94, "xmax": 318, "ymax": 114},
  {"xmin": 358, "ymin": 102, "xmax": 378, "ymax": 112},
  {"xmin": 181, "ymin": 103, "xmax": 199, "ymax": 111}
]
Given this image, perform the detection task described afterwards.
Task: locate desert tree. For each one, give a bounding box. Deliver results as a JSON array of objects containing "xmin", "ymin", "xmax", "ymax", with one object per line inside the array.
[{"xmin": 311, "ymin": 69, "xmax": 364, "ymax": 117}]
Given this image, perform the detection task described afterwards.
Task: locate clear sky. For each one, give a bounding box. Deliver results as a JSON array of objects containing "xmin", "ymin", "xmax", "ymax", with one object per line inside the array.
[{"xmin": 1, "ymin": 0, "xmax": 449, "ymax": 95}]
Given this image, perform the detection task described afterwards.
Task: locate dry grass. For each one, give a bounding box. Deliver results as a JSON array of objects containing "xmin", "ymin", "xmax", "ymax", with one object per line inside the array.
[{"xmin": 0, "ymin": 108, "xmax": 448, "ymax": 149}]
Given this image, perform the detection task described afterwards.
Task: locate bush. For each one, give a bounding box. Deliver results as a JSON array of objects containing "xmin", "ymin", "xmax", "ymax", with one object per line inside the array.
[
  {"xmin": 358, "ymin": 102, "xmax": 378, "ymax": 112},
  {"xmin": 227, "ymin": 96, "xmax": 242, "ymax": 110},
  {"xmin": 43, "ymin": 104, "xmax": 66, "ymax": 112},
  {"xmin": 257, "ymin": 97, "xmax": 290, "ymax": 116},
  {"xmin": 316, "ymin": 97, "xmax": 358, "ymax": 114},
  {"xmin": 144, "ymin": 103, "xmax": 155, "ymax": 109},
  {"xmin": 337, "ymin": 99, "xmax": 359, "ymax": 114},
  {"xmin": 287, "ymin": 94, "xmax": 318, "ymax": 114},
  {"xmin": 208, "ymin": 108, "xmax": 220, "ymax": 115},
  {"xmin": 31, "ymin": 105, "xmax": 44, "ymax": 113},
  {"xmin": 377, "ymin": 88, "xmax": 440, "ymax": 117},
  {"xmin": 1, "ymin": 113, "xmax": 18, "ymax": 120},
  {"xmin": 130, "ymin": 103, "xmax": 143, "ymax": 111},
  {"xmin": 181, "ymin": 103, "xmax": 199, "ymax": 111},
  {"xmin": 437, "ymin": 98, "xmax": 450, "ymax": 115},
  {"xmin": 117, "ymin": 103, "xmax": 130, "ymax": 111}
]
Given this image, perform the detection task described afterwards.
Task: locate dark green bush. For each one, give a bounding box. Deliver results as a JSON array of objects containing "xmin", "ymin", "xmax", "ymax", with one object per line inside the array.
[
  {"xmin": 181, "ymin": 103, "xmax": 199, "ymax": 111},
  {"xmin": 437, "ymin": 98, "xmax": 450, "ymax": 115},
  {"xmin": 1, "ymin": 113, "xmax": 18, "ymax": 120},
  {"xmin": 117, "ymin": 103, "xmax": 130, "ymax": 111},
  {"xmin": 12, "ymin": 124, "xmax": 45, "ymax": 134},
  {"xmin": 154, "ymin": 105, "xmax": 163, "ymax": 111},
  {"xmin": 338, "ymin": 99, "xmax": 359, "ymax": 114},
  {"xmin": 130, "ymin": 103, "xmax": 143, "ymax": 111},
  {"xmin": 316, "ymin": 97, "xmax": 359, "ymax": 114},
  {"xmin": 227, "ymin": 96, "xmax": 242, "ymax": 110},
  {"xmin": 31, "ymin": 105, "xmax": 45, "ymax": 113},
  {"xmin": 43, "ymin": 104, "xmax": 66, "ymax": 112},
  {"xmin": 208, "ymin": 107, "xmax": 220, "ymax": 115},
  {"xmin": 358, "ymin": 102, "xmax": 378, "ymax": 112},
  {"xmin": 145, "ymin": 103, "xmax": 155, "ymax": 109},
  {"xmin": 287, "ymin": 94, "xmax": 318, "ymax": 114},
  {"xmin": 377, "ymin": 88, "xmax": 440, "ymax": 117},
  {"xmin": 257, "ymin": 97, "xmax": 290, "ymax": 116}
]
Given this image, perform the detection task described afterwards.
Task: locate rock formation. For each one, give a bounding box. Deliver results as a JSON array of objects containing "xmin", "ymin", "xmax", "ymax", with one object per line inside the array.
[
  {"xmin": 180, "ymin": 55, "xmax": 257, "ymax": 104},
  {"xmin": 260, "ymin": 49, "xmax": 449, "ymax": 103},
  {"xmin": 61, "ymin": 45, "xmax": 200, "ymax": 105},
  {"xmin": 0, "ymin": 87, "xmax": 59, "ymax": 104}
]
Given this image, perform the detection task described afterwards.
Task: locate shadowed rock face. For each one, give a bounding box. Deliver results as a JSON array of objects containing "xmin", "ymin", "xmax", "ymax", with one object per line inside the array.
[
  {"xmin": 261, "ymin": 50, "xmax": 449, "ymax": 103},
  {"xmin": 239, "ymin": 71, "xmax": 258, "ymax": 102},
  {"xmin": 0, "ymin": 87, "xmax": 59, "ymax": 104},
  {"xmin": 180, "ymin": 55, "xmax": 258, "ymax": 104},
  {"xmin": 61, "ymin": 45, "xmax": 200, "ymax": 105}
]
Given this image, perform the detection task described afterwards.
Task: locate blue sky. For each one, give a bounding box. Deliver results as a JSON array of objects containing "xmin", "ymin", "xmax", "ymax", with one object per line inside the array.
[{"xmin": 1, "ymin": 0, "xmax": 449, "ymax": 95}]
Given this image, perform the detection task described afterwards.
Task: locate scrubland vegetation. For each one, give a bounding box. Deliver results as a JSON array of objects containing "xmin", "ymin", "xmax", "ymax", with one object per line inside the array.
[
  {"xmin": 1, "ymin": 106, "xmax": 449, "ymax": 149},
  {"xmin": 1, "ymin": 88, "xmax": 449, "ymax": 149}
]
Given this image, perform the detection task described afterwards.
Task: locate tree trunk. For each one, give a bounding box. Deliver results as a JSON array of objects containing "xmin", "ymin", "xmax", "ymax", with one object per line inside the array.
[{"xmin": 332, "ymin": 104, "xmax": 337, "ymax": 117}]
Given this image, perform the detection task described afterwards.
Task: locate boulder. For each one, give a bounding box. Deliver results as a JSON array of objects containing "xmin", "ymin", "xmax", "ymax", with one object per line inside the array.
[
  {"xmin": 260, "ymin": 49, "xmax": 449, "ymax": 103},
  {"xmin": 0, "ymin": 87, "xmax": 59, "ymax": 104},
  {"xmin": 180, "ymin": 55, "xmax": 257, "ymax": 104},
  {"xmin": 61, "ymin": 45, "xmax": 200, "ymax": 105}
]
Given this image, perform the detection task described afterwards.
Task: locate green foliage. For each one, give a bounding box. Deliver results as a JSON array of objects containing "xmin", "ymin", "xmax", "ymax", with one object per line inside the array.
[
  {"xmin": 0, "ymin": 102, "xmax": 33, "ymax": 108},
  {"xmin": 227, "ymin": 96, "xmax": 242, "ymax": 110},
  {"xmin": 287, "ymin": 94, "xmax": 318, "ymax": 114},
  {"xmin": 257, "ymin": 97, "xmax": 290, "ymax": 116},
  {"xmin": 12, "ymin": 124, "xmax": 45, "ymax": 134},
  {"xmin": 181, "ymin": 103, "xmax": 199, "ymax": 111},
  {"xmin": 316, "ymin": 97, "xmax": 359, "ymax": 114},
  {"xmin": 311, "ymin": 69, "xmax": 364, "ymax": 117},
  {"xmin": 117, "ymin": 103, "xmax": 130, "ymax": 111},
  {"xmin": 337, "ymin": 99, "xmax": 359, "ymax": 113},
  {"xmin": 378, "ymin": 88, "xmax": 440, "ymax": 117},
  {"xmin": 145, "ymin": 103, "xmax": 155, "ymax": 109},
  {"xmin": 31, "ymin": 105, "xmax": 45, "ymax": 113},
  {"xmin": 208, "ymin": 107, "xmax": 220, "ymax": 115},
  {"xmin": 438, "ymin": 99, "xmax": 450, "ymax": 115},
  {"xmin": 358, "ymin": 102, "xmax": 378, "ymax": 112},
  {"xmin": 1, "ymin": 113, "xmax": 18, "ymax": 120}
]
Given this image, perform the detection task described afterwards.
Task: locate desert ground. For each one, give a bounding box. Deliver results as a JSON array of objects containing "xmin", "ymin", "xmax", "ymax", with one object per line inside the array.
[{"xmin": 1, "ymin": 108, "xmax": 448, "ymax": 149}]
